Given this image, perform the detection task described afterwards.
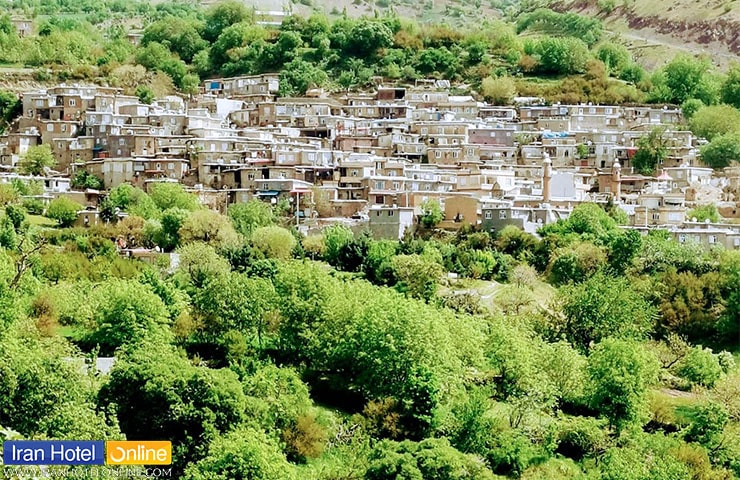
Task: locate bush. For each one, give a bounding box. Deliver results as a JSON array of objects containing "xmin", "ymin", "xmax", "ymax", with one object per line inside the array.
[
  {"xmin": 251, "ymin": 226, "xmax": 297, "ymax": 260},
  {"xmin": 46, "ymin": 197, "xmax": 82, "ymax": 227},
  {"xmin": 676, "ymin": 347, "xmax": 723, "ymax": 388},
  {"xmin": 553, "ymin": 416, "xmax": 608, "ymax": 460}
]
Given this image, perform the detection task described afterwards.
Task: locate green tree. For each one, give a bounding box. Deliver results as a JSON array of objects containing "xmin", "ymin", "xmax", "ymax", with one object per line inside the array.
[
  {"xmin": 684, "ymin": 401, "xmax": 729, "ymax": 449},
  {"xmin": 149, "ymin": 207, "xmax": 190, "ymax": 250},
  {"xmin": 46, "ymin": 197, "xmax": 82, "ymax": 227},
  {"xmin": 687, "ymin": 204, "xmax": 722, "ymax": 223},
  {"xmin": 251, "ymin": 225, "xmax": 297, "ymax": 260},
  {"xmin": 135, "ymin": 84, "xmax": 154, "ymax": 104},
  {"xmin": 632, "ymin": 127, "xmax": 669, "ymax": 175},
  {"xmin": 182, "ymin": 428, "xmax": 296, "ymax": 480},
  {"xmin": 178, "ymin": 209, "xmax": 239, "ymax": 248},
  {"xmin": 547, "ymin": 241, "xmax": 607, "ymax": 286},
  {"xmin": 480, "ymin": 76, "xmax": 516, "ymax": 105},
  {"xmin": 18, "ymin": 145, "xmax": 56, "ymax": 175},
  {"xmin": 322, "ymin": 224, "xmax": 355, "ymax": 266},
  {"xmin": 279, "ymin": 58, "xmax": 328, "ymax": 96},
  {"xmin": 681, "ymin": 98, "xmax": 704, "ymax": 119},
  {"xmin": 141, "ymin": 17, "xmax": 206, "ymax": 63},
  {"xmin": 228, "ymin": 200, "xmax": 275, "ymax": 237},
  {"xmin": 656, "ymin": 55, "xmax": 717, "ymax": 105},
  {"xmin": 689, "ymin": 104, "xmax": 740, "ymax": 141},
  {"xmin": 540, "ymin": 202, "xmax": 618, "ymax": 244},
  {"xmin": 596, "ymin": 42, "xmax": 630, "ymax": 76},
  {"xmin": 99, "ymin": 344, "xmax": 246, "ymax": 470},
  {"xmin": 345, "ymin": 19, "xmax": 393, "ymax": 57},
  {"xmin": 193, "ymin": 272, "xmax": 277, "ymax": 354},
  {"xmin": 525, "ymin": 37, "xmax": 590, "ymax": 75},
  {"xmin": 0, "ymin": 331, "xmax": 119, "ymax": 440},
  {"xmin": 365, "ymin": 438, "xmax": 497, "ymax": 480},
  {"xmin": 209, "ymin": 22, "xmax": 269, "ymax": 71},
  {"xmin": 700, "ymin": 132, "xmax": 740, "ymax": 168},
  {"xmin": 420, "ymin": 199, "xmax": 443, "ymax": 229},
  {"xmin": 392, "ymin": 254, "xmax": 444, "ymax": 301},
  {"xmin": 180, "ymin": 74, "xmax": 201, "ymax": 96},
  {"xmin": 148, "ymin": 182, "xmax": 199, "ymax": 211},
  {"xmin": 587, "ymin": 339, "xmax": 659, "ymax": 430},
  {"xmin": 5, "ymin": 205, "xmax": 25, "ymax": 232},
  {"xmin": 70, "ymin": 170, "xmax": 104, "ymax": 190},
  {"xmin": 83, "ymin": 280, "xmax": 171, "ymax": 354},
  {"xmin": 176, "ymin": 242, "xmax": 231, "ymax": 288},
  {"xmin": 720, "ymin": 63, "xmax": 740, "ymax": 109},
  {"xmin": 676, "ymin": 347, "xmax": 723, "ymax": 388},
  {"xmin": 0, "ymin": 89, "xmax": 21, "ymax": 134},
  {"xmin": 558, "ymin": 272, "xmax": 656, "ymax": 351},
  {"xmin": 203, "ymin": 0, "xmax": 254, "ymax": 42}
]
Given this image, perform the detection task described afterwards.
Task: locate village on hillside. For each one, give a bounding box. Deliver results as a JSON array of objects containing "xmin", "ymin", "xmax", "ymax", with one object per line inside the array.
[{"xmin": 2, "ymin": 73, "xmax": 739, "ymax": 249}]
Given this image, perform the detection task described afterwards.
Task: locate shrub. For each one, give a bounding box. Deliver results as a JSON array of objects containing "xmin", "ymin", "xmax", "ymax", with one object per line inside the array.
[
  {"xmin": 676, "ymin": 347, "xmax": 723, "ymax": 388},
  {"xmin": 46, "ymin": 197, "xmax": 82, "ymax": 227}
]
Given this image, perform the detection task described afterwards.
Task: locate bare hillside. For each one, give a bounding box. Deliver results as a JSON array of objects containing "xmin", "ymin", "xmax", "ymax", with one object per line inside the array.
[{"xmin": 556, "ymin": 0, "xmax": 740, "ymax": 70}]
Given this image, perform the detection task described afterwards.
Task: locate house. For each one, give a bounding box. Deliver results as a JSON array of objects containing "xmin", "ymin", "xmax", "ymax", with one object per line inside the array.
[
  {"xmin": 368, "ymin": 205, "xmax": 415, "ymax": 240},
  {"xmin": 671, "ymin": 222, "xmax": 740, "ymax": 250},
  {"xmin": 480, "ymin": 200, "xmax": 570, "ymax": 234}
]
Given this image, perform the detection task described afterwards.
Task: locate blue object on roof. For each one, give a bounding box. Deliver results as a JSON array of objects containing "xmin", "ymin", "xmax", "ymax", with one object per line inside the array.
[
  {"xmin": 542, "ymin": 132, "xmax": 569, "ymax": 139},
  {"xmin": 257, "ymin": 190, "xmax": 280, "ymax": 196}
]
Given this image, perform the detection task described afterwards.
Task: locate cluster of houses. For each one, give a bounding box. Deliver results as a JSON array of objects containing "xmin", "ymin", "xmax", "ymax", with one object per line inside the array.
[{"xmin": 2, "ymin": 74, "xmax": 740, "ymax": 249}]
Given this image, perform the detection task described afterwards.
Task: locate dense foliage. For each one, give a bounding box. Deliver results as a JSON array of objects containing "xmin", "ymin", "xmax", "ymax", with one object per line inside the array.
[{"xmin": 0, "ymin": 194, "xmax": 737, "ymax": 478}]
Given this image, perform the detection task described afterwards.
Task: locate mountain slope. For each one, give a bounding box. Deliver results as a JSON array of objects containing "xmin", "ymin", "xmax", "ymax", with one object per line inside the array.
[{"xmin": 555, "ymin": 0, "xmax": 740, "ymax": 70}]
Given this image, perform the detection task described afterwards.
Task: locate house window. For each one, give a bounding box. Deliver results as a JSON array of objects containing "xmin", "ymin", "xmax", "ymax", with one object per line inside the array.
[
  {"xmin": 435, "ymin": 151, "xmax": 441, "ymax": 158},
  {"xmin": 467, "ymin": 148, "xmax": 474, "ymax": 156},
  {"xmin": 485, "ymin": 211, "xmax": 492, "ymax": 219},
  {"xmin": 709, "ymin": 235, "xmax": 717, "ymax": 244},
  {"xmin": 262, "ymin": 183, "xmax": 268, "ymax": 190},
  {"xmin": 119, "ymin": 138, "xmax": 125, "ymax": 146},
  {"xmin": 47, "ymin": 124, "xmax": 54, "ymax": 132},
  {"xmin": 375, "ymin": 195, "xmax": 384, "ymax": 204},
  {"xmin": 652, "ymin": 213, "xmax": 660, "ymax": 221},
  {"xmin": 499, "ymin": 210, "xmax": 507, "ymax": 219},
  {"xmin": 168, "ymin": 163, "xmax": 174, "ymax": 170},
  {"xmin": 421, "ymin": 128, "xmax": 428, "ymax": 135},
  {"xmin": 69, "ymin": 99, "xmax": 76, "ymax": 106},
  {"xmin": 351, "ymin": 170, "xmax": 358, "ymax": 177},
  {"xmin": 678, "ymin": 234, "xmax": 686, "ymax": 243},
  {"xmin": 392, "ymin": 182, "xmax": 399, "ymax": 190},
  {"xmin": 388, "ymin": 210, "xmax": 394, "ymax": 216},
  {"xmin": 36, "ymin": 100, "xmax": 44, "ymax": 107},
  {"xmin": 375, "ymin": 181, "xmax": 384, "ymax": 190},
  {"xmin": 452, "ymin": 151, "xmax": 459, "ymax": 159}
]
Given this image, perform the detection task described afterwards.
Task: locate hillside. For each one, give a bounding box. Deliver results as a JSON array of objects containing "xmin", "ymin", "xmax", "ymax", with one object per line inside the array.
[
  {"xmin": 554, "ymin": 0, "xmax": 740, "ymax": 70},
  {"xmin": 216, "ymin": 0, "xmax": 504, "ymax": 27}
]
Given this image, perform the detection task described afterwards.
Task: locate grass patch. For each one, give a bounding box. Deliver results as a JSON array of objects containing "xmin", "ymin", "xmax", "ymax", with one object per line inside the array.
[{"xmin": 27, "ymin": 215, "xmax": 57, "ymax": 227}]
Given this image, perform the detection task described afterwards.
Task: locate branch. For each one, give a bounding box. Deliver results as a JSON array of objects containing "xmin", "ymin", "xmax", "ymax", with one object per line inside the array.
[{"xmin": 9, "ymin": 235, "xmax": 46, "ymax": 290}]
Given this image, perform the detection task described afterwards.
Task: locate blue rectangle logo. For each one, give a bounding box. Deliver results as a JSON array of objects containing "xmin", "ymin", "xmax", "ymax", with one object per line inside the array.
[{"xmin": 3, "ymin": 440, "xmax": 105, "ymax": 465}]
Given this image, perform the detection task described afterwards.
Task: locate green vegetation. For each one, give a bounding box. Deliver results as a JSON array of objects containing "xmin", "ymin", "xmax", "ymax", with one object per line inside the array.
[
  {"xmin": 0, "ymin": 196, "xmax": 738, "ymax": 478},
  {"xmin": 0, "ymin": 1, "xmax": 739, "ymax": 477},
  {"xmin": 0, "ymin": 0, "xmax": 731, "ymax": 110}
]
